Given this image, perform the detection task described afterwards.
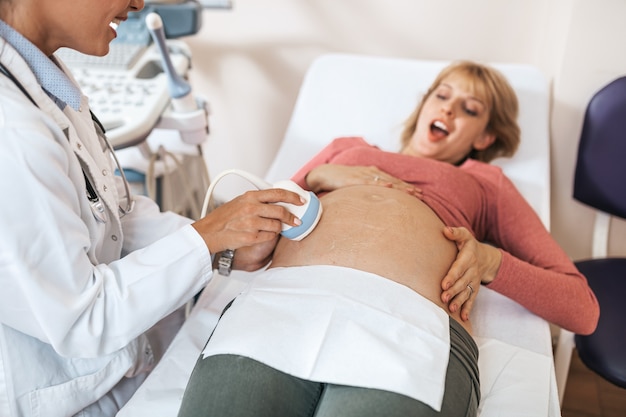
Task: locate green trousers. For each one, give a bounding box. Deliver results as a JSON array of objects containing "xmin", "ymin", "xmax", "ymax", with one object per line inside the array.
[{"xmin": 177, "ymin": 318, "xmax": 479, "ymax": 417}]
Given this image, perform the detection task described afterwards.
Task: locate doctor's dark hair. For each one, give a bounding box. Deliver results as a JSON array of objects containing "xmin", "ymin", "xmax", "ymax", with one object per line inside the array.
[{"xmin": 400, "ymin": 61, "xmax": 520, "ymax": 163}]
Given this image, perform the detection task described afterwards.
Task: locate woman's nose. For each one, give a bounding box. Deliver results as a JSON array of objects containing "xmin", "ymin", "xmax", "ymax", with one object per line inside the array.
[
  {"xmin": 130, "ymin": 0, "xmax": 145, "ymax": 11},
  {"xmin": 441, "ymin": 102, "xmax": 454, "ymax": 116}
]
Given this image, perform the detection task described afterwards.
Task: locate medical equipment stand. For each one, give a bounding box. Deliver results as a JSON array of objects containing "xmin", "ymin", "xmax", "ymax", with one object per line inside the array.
[{"xmin": 113, "ymin": 15, "xmax": 211, "ymax": 219}]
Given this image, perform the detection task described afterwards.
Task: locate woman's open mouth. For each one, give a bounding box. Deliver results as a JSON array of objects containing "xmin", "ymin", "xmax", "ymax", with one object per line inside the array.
[
  {"xmin": 110, "ymin": 17, "xmax": 123, "ymax": 31},
  {"xmin": 430, "ymin": 120, "xmax": 449, "ymax": 140}
]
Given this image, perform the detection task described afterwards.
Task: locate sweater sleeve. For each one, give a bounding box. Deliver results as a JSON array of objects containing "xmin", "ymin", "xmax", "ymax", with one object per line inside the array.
[
  {"xmin": 485, "ymin": 173, "xmax": 599, "ymax": 335},
  {"xmin": 291, "ymin": 137, "xmax": 369, "ymax": 188}
]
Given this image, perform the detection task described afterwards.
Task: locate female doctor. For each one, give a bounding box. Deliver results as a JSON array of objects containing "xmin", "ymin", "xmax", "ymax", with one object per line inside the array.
[{"xmin": 0, "ymin": 0, "xmax": 304, "ymax": 416}]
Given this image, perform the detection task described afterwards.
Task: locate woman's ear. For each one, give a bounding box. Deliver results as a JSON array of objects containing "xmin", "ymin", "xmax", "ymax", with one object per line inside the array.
[{"xmin": 473, "ymin": 131, "xmax": 496, "ymax": 151}]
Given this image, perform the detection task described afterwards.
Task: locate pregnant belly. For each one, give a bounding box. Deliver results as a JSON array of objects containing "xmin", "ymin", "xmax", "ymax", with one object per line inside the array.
[{"xmin": 271, "ymin": 185, "xmax": 470, "ymax": 331}]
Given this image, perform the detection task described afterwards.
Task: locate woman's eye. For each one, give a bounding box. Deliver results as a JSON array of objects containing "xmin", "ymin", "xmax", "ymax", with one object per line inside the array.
[{"xmin": 464, "ymin": 107, "xmax": 478, "ymax": 116}]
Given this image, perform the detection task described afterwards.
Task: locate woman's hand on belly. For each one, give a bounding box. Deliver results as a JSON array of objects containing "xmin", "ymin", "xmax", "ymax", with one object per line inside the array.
[
  {"xmin": 440, "ymin": 226, "xmax": 503, "ymax": 322},
  {"xmin": 306, "ymin": 165, "xmax": 422, "ymax": 198}
]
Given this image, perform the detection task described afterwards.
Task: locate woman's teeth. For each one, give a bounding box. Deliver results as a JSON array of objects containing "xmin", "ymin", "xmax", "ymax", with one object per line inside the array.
[
  {"xmin": 110, "ymin": 19, "xmax": 121, "ymax": 30},
  {"xmin": 432, "ymin": 120, "xmax": 449, "ymax": 135}
]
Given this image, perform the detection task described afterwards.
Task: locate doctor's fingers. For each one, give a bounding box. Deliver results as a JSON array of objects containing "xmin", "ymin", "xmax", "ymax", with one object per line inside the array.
[
  {"xmin": 230, "ymin": 189, "xmax": 303, "ymax": 228},
  {"xmin": 193, "ymin": 211, "xmax": 284, "ymax": 254},
  {"xmin": 246, "ymin": 188, "xmax": 305, "ymax": 206},
  {"xmin": 195, "ymin": 197, "xmax": 299, "ymax": 252},
  {"xmin": 210, "ymin": 189, "xmax": 303, "ymax": 227}
]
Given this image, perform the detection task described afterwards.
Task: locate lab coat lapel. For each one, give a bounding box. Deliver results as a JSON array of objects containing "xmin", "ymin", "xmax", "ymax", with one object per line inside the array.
[
  {"xmin": 0, "ymin": 39, "xmax": 124, "ymax": 257},
  {"xmin": 62, "ymin": 98, "xmax": 125, "ymax": 256}
]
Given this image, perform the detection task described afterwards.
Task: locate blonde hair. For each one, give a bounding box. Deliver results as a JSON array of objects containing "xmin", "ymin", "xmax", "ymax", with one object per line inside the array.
[{"xmin": 400, "ymin": 61, "xmax": 520, "ymax": 163}]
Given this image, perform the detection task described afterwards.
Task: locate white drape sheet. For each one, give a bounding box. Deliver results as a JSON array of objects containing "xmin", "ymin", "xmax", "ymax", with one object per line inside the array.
[{"xmin": 202, "ymin": 265, "xmax": 450, "ymax": 411}]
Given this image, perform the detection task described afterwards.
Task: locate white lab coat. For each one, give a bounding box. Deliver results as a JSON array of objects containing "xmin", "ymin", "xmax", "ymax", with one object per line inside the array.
[{"xmin": 0, "ymin": 39, "xmax": 212, "ymax": 416}]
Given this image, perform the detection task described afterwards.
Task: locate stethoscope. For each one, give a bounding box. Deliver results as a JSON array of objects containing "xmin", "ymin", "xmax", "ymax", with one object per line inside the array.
[
  {"xmin": 88, "ymin": 111, "xmax": 135, "ymax": 221},
  {"xmin": 0, "ymin": 61, "xmax": 135, "ymax": 222}
]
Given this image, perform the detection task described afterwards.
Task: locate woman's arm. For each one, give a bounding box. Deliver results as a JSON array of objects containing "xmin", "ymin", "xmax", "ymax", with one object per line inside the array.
[
  {"xmin": 291, "ymin": 137, "xmax": 369, "ymax": 189},
  {"xmin": 292, "ymin": 137, "xmax": 420, "ymax": 198},
  {"xmin": 444, "ymin": 172, "xmax": 599, "ymax": 335}
]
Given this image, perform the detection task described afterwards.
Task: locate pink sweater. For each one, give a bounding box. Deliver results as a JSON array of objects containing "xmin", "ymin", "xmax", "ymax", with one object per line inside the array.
[{"xmin": 291, "ymin": 137, "xmax": 599, "ymax": 335}]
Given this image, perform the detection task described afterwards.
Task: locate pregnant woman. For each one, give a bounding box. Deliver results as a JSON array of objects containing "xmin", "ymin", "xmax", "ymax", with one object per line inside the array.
[{"xmin": 177, "ymin": 61, "xmax": 599, "ymax": 417}]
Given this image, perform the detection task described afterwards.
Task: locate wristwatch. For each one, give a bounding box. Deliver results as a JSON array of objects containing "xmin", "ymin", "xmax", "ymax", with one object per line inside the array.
[{"xmin": 217, "ymin": 249, "xmax": 235, "ymax": 276}]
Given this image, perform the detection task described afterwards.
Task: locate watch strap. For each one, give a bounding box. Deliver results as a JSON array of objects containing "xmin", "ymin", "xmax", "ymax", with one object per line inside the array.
[{"xmin": 217, "ymin": 249, "xmax": 235, "ymax": 276}]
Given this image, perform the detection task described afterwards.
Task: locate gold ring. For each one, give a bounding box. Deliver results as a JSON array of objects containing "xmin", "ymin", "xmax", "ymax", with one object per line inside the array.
[{"xmin": 467, "ymin": 283, "xmax": 474, "ymax": 296}]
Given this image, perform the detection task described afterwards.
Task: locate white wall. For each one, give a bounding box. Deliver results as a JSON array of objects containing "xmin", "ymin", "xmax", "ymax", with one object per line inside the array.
[
  {"xmin": 185, "ymin": 0, "xmax": 625, "ymax": 260},
  {"xmin": 549, "ymin": 0, "xmax": 626, "ymax": 259}
]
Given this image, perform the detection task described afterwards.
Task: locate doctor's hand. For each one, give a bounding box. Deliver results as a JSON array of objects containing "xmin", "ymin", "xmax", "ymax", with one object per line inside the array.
[
  {"xmin": 192, "ymin": 188, "xmax": 304, "ymax": 256},
  {"xmin": 230, "ymin": 238, "xmax": 279, "ymax": 272},
  {"xmin": 440, "ymin": 226, "xmax": 502, "ymax": 321},
  {"xmin": 305, "ymin": 165, "xmax": 422, "ymax": 198}
]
